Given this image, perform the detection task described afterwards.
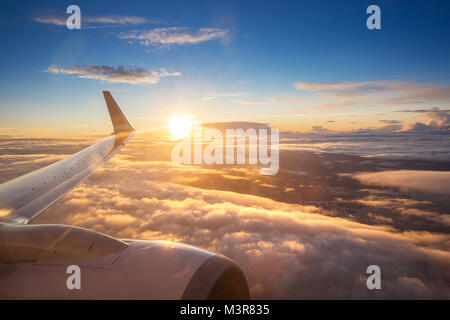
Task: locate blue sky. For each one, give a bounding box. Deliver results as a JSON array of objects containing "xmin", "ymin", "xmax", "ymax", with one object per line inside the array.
[{"xmin": 0, "ymin": 0, "xmax": 449, "ymax": 134}]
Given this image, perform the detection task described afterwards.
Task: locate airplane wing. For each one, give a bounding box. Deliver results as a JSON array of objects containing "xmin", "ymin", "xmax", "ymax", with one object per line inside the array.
[{"xmin": 0, "ymin": 91, "xmax": 135, "ymax": 224}]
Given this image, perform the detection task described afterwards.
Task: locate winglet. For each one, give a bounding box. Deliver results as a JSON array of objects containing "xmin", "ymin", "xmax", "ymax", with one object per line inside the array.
[{"xmin": 103, "ymin": 91, "xmax": 134, "ymax": 134}]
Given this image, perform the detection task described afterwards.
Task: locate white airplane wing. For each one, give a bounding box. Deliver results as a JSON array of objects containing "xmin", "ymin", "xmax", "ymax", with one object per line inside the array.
[{"xmin": 0, "ymin": 91, "xmax": 135, "ymax": 224}]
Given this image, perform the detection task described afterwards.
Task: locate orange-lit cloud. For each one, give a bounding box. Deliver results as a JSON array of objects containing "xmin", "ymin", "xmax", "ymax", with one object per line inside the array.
[
  {"xmin": 353, "ymin": 170, "xmax": 450, "ymax": 196},
  {"xmin": 2, "ymin": 135, "xmax": 449, "ymax": 299},
  {"xmin": 31, "ymin": 155, "xmax": 450, "ymax": 299}
]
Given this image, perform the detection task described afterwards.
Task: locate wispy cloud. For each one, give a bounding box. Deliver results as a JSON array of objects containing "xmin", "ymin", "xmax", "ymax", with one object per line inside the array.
[
  {"xmin": 294, "ymin": 81, "xmax": 450, "ymax": 109},
  {"xmin": 85, "ymin": 16, "xmax": 149, "ymax": 25},
  {"xmin": 200, "ymin": 96, "xmax": 216, "ymax": 101},
  {"xmin": 119, "ymin": 27, "xmax": 229, "ymax": 47},
  {"xmin": 200, "ymin": 91, "xmax": 251, "ymax": 98},
  {"xmin": 294, "ymin": 81, "xmax": 393, "ymax": 92},
  {"xmin": 46, "ymin": 65, "xmax": 181, "ymax": 84},
  {"xmin": 230, "ymin": 99, "xmax": 267, "ymax": 105},
  {"xmin": 32, "ymin": 12, "xmax": 151, "ymax": 27},
  {"xmin": 313, "ymin": 99, "xmax": 355, "ymax": 110},
  {"xmin": 270, "ymin": 97, "xmax": 304, "ymax": 103},
  {"xmin": 33, "ymin": 15, "xmax": 66, "ymax": 26},
  {"xmin": 379, "ymin": 120, "xmax": 402, "ymax": 124},
  {"xmin": 396, "ymin": 108, "xmax": 450, "ymax": 113}
]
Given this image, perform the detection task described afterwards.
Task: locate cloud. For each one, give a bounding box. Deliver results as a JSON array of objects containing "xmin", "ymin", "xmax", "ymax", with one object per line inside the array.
[
  {"xmin": 32, "ymin": 12, "xmax": 150, "ymax": 26},
  {"xmin": 30, "ymin": 157, "xmax": 450, "ymax": 299},
  {"xmin": 395, "ymin": 109, "xmax": 450, "ymax": 113},
  {"xmin": 314, "ymin": 99, "xmax": 355, "ymax": 110},
  {"xmin": 270, "ymin": 97, "xmax": 304, "ymax": 103},
  {"xmin": 337, "ymin": 192, "xmax": 450, "ymax": 229},
  {"xmin": 32, "ymin": 15, "xmax": 66, "ymax": 26},
  {"xmin": 119, "ymin": 27, "xmax": 228, "ymax": 47},
  {"xmin": 294, "ymin": 81, "xmax": 450, "ymax": 110},
  {"xmin": 379, "ymin": 120, "xmax": 402, "ymax": 124},
  {"xmin": 46, "ymin": 65, "xmax": 181, "ymax": 84},
  {"xmin": 294, "ymin": 81, "xmax": 395, "ymax": 93},
  {"xmin": 200, "ymin": 92, "xmax": 251, "ymax": 97},
  {"xmin": 401, "ymin": 107, "xmax": 450, "ymax": 131},
  {"xmin": 2, "ymin": 137, "xmax": 449, "ymax": 299},
  {"xmin": 85, "ymin": 16, "xmax": 148, "ymax": 25},
  {"xmin": 201, "ymin": 96, "xmax": 216, "ymax": 101},
  {"xmin": 353, "ymin": 170, "xmax": 450, "ymax": 196},
  {"xmin": 420, "ymin": 108, "xmax": 450, "ymax": 126},
  {"xmin": 230, "ymin": 99, "xmax": 267, "ymax": 105},
  {"xmin": 279, "ymin": 130, "xmax": 450, "ymax": 161},
  {"xmin": 311, "ymin": 125, "xmax": 333, "ymax": 133},
  {"xmin": 198, "ymin": 92, "xmax": 252, "ymax": 101},
  {"xmin": 295, "ymin": 81, "xmax": 450, "ymax": 100}
]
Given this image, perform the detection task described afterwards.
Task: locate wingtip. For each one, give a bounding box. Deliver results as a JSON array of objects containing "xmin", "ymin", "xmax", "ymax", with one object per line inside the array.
[{"xmin": 103, "ymin": 91, "xmax": 134, "ymax": 134}]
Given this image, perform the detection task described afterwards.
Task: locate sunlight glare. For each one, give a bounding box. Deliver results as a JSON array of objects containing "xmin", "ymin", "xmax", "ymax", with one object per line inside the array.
[{"xmin": 168, "ymin": 115, "xmax": 193, "ymax": 140}]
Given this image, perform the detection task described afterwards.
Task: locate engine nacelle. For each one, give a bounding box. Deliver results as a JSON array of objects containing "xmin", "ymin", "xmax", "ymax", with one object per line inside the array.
[{"xmin": 0, "ymin": 223, "xmax": 249, "ymax": 299}]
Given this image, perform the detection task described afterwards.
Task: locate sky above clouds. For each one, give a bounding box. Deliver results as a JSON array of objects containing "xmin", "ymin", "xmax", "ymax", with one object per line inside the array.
[{"xmin": 0, "ymin": 0, "xmax": 449, "ymax": 134}]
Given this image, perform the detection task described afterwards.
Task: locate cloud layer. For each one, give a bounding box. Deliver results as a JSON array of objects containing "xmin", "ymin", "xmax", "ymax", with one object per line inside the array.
[
  {"xmin": 2, "ymin": 135, "xmax": 449, "ymax": 299},
  {"xmin": 32, "ymin": 157, "xmax": 449, "ymax": 299},
  {"xmin": 46, "ymin": 65, "xmax": 181, "ymax": 84}
]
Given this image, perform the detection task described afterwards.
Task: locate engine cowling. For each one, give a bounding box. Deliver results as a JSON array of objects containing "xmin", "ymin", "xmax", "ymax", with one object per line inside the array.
[{"xmin": 0, "ymin": 223, "xmax": 249, "ymax": 299}]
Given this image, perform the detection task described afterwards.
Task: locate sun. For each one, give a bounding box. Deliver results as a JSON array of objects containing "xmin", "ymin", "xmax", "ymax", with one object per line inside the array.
[{"xmin": 168, "ymin": 115, "xmax": 193, "ymax": 140}]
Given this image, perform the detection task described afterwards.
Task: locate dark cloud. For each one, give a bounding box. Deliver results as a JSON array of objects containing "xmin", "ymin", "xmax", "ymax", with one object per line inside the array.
[
  {"xmin": 32, "ymin": 11, "xmax": 151, "ymax": 27},
  {"xmin": 379, "ymin": 120, "xmax": 402, "ymax": 124},
  {"xmin": 311, "ymin": 126, "xmax": 333, "ymax": 133}
]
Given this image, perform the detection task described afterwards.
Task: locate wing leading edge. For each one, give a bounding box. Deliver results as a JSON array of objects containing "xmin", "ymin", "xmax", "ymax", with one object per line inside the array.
[{"xmin": 0, "ymin": 91, "xmax": 134, "ymax": 224}]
